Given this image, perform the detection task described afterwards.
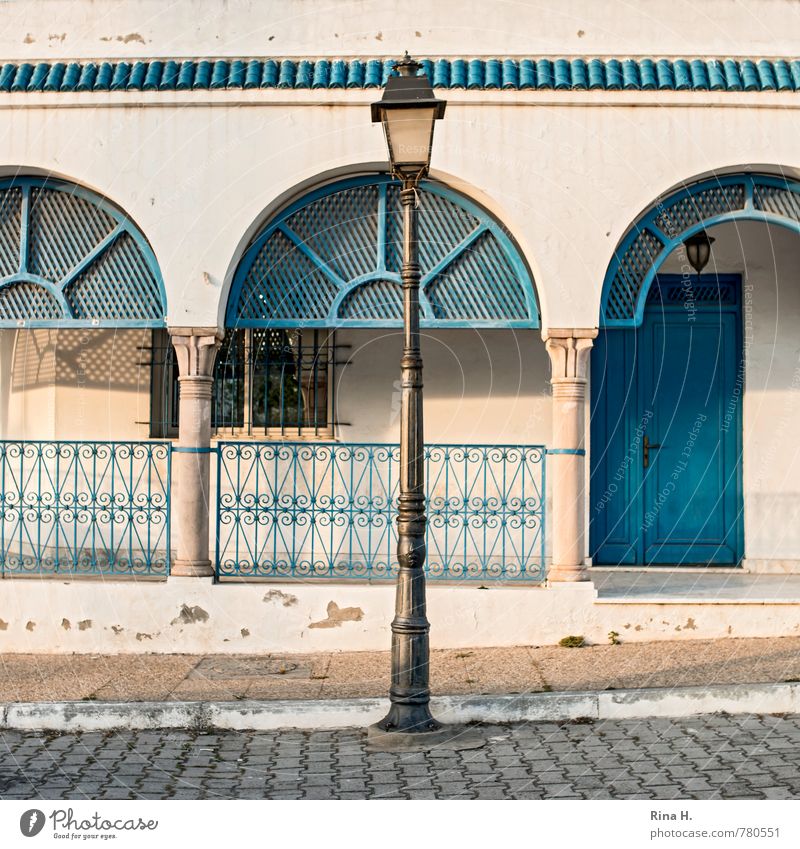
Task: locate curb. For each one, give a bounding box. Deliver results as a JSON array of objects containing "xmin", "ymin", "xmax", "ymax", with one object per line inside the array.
[{"xmin": 2, "ymin": 681, "xmax": 799, "ymax": 732}]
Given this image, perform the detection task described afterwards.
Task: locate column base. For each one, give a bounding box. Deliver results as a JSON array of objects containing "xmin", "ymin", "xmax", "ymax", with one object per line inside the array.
[
  {"xmin": 367, "ymin": 723, "xmax": 486, "ymax": 752},
  {"xmin": 171, "ymin": 559, "xmax": 214, "ymax": 578},
  {"xmin": 548, "ymin": 565, "xmax": 591, "ymax": 583}
]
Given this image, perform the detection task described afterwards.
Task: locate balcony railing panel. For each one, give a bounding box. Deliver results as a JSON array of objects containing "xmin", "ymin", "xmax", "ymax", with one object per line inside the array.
[
  {"xmin": 216, "ymin": 443, "xmax": 545, "ymax": 582},
  {"xmin": 0, "ymin": 440, "xmax": 171, "ymax": 576}
]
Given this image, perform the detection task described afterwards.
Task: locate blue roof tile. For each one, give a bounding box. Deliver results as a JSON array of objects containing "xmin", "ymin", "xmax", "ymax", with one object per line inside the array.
[
  {"xmin": 109, "ymin": 61, "xmax": 129, "ymax": 91},
  {"xmin": 261, "ymin": 60, "xmax": 279, "ymax": 87},
  {"xmin": 244, "ymin": 59, "xmax": 261, "ymax": 89},
  {"xmin": 175, "ymin": 60, "xmax": 194, "ymax": 90},
  {"xmin": 605, "ymin": 59, "xmax": 623, "ymax": 89},
  {"xmin": 673, "ymin": 59, "xmax": 691, "ymax": 90},
  {"xmin": 0, "ymin": 63, "xmax": 14, "ymax": 92},
  {"xmin": 346, "ymin": 59, "xmax": 364, "ymax": 88},
  {"xmin": 622, "ymin": 59, "xmax": 639, "ymax": 89},
  {"xmin": 3, "ymin": 56, "xmax": 797, "ymax": 96},
  {"xmin": 364, "ymin": 59, "xmax": 383, "ymax": 88},
  {"xmin": 142, "ymin": 60, "xmax": 162, "ymax": 90},
  {"xmin": 467, "ymin": 58, "xmax": 484, "ymax": 89},
  {"xmin": 94, "ymin": 62, "xmax": 113, "ymax": 91},
  {"xmin": 723, "ymin": 59, "xmax": 742, "ymax": 90},
  {"xmin": 501, "ymin": 59, "xmax": 518, "ymax": 89},
  {"xmin": 571, "ymin": 58, "xmax": 588, "ymax": 89},
  {"xmin": 329, "ymin": 60, "xmax": 347, "ymax": 88},
  {"xmin": 689, "ymin": 59, "xmax": 709, "ymax": 90},
  {"xmin": 127, "ymin": 61, "xmax": 147, "ymax": 90},
  {"xmin": 208, "ymin": 60, "xmax": 228, "ymax": 89},
  {"xmin": 61, "ymin": 62, "xmax": 81, "ymax": 91},
  {"xmin": 12, "ymin": 63, "xmax": 33, "ymax": 92},
  {"xmin": 228, "ymin": 59, "xmax": 245, "ymax": 89},
  {"xmin": 740, "ymin": 59, "xmax": 759, "ymax": 90},
  {"xmin": 757, "ymin": 59, "xmax": 777, "ymax": 90},
  {"xmin": 484, "ymin": 58, "xmax": 501, "ymax": 89},
  {"xmin": 536, "ymin": 59, "xmax": 554, "ymax": 89},
  {"xmin": 43, "ymin": 62, "xmax": 65, "ymax": 92},
  {"xmin": 519, "ymin": 59, "xmax": 535, "ymax": 89},
  {"xmin": 433, "ymin": 58, "xmax": 450, "ymax": 88},
  {"xmin": 450, "ymin": 59, "xmax": 467, "ymax": 89},
  {"xmin": 639, "ymin": 59, "xmax": 657, "ymax": 89}
]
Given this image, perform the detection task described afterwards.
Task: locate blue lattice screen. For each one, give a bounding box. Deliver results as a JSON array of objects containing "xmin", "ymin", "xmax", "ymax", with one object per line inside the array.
[
  {"xmin": 227, "ymin": 175, "xmax": 539, "ymax": 329},
  {"xmin": 0, "ymin": 178, "xmax": 166, "ymax": 327}
]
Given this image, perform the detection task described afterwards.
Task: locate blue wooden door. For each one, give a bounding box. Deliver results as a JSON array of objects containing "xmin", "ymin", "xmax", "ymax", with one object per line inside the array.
[{"xmin": 590, "ymin": 275, "xmax": 743, "ymax": 566}]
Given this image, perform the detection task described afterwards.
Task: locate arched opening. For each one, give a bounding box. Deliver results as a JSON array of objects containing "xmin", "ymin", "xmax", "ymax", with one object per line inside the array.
[
  {"xmin": 211, "ymin": 173, "xmax": 547, "ymax": 582},
  {"xmin": 591, "ymin": 171, "xmax": 800, "ymax": 570},
  {"xmin": 0, "ymin": 175, "xmax": 169, "ymax": 576}
]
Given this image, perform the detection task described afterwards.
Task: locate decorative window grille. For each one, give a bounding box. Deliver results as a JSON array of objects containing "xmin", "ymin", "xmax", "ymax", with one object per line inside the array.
[
  {"xmin": 226, "ymin": 175, "xmax": 539, "ymax": 330},
  {"xmin": 0, "ymin": 177, "xmax": 166, "ymax": 327},
  {"xmin": 602, "ymin": 173, "xmax": 800, "ymax": 326},
  {"xmin": 150, "ymin": 328, "xmax": 335, "ymax": 439}
]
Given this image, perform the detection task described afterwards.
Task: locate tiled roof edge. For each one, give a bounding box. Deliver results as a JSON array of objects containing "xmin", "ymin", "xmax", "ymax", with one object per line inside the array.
[{"xmin": 0, "ymin": 57, "xmax": 798, "ymax": 94}]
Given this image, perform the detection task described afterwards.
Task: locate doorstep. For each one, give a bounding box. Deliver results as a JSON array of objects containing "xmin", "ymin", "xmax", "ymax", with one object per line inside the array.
[{"xmin": 592, "ymin": 569, "xmax": 800, "ymax": 604}]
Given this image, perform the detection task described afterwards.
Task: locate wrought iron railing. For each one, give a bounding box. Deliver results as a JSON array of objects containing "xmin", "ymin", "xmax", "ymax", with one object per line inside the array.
[
  {"xmin": 0, "ymin": 441, "xmax": 171, "ymax": 576},
  {"xmin": 216, "ymin": 443, "xmax": 545, "ymax": 582}
]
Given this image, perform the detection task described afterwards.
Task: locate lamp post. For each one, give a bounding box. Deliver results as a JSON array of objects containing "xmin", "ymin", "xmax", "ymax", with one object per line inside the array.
[{"xmin": 370, "ymin": 54, "xmax": 446, "ymax": 739}]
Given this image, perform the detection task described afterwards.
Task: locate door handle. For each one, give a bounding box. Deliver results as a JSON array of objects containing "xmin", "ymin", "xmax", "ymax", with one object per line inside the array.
[{"xmin": 643, "ymin": 435, "xmax": 661, "ymax": 468}]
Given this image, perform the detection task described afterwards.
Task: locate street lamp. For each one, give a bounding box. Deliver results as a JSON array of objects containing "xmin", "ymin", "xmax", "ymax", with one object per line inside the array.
[{"xmin": 370, "ymin": 54, "xmax": 446, "ymax": 741}]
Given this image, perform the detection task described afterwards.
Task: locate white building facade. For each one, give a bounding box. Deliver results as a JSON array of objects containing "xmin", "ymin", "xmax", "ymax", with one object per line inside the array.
[{"xmin": 1, "ymin": 0, "xmax": 800, "ymax": 653}]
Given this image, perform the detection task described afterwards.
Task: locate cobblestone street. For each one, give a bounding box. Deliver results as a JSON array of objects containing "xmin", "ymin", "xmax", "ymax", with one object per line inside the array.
[{"xmin": 2, "ymin": 714, "xmax": 799, "ymax": 800}]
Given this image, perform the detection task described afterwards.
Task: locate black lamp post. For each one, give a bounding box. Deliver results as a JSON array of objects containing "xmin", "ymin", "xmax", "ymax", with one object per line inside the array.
[
  {"xmin": 684, "ymin": 230, "xmax": 715, "ymax": 274},
  {"xmin": 369, "ymin": 54, "xmax": 446, "ymax": 740}
]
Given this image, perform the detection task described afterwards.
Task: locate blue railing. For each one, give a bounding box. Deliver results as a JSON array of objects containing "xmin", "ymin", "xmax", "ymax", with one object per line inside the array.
[
  {"xmin": 216, "ymin": 443, "xmax": 545, "ymax": 582},
  {"xmin": 0, "ymin": 441, "xmax": 171, "ymax": 576}
]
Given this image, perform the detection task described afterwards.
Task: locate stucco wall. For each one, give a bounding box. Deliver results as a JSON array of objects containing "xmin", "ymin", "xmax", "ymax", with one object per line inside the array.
[{"xmin": 3, "ymin": 0, "xmax": 799, "ymax": 61}]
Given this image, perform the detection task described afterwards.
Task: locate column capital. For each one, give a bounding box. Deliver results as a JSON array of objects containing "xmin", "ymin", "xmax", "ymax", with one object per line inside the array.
[
  {"xmin": 544, "ymin": 329, "xmax": 597, "ymax": 383},
  {"xmin": 169, "ymin": 327, "xmax": 224, "ymax": 379}
]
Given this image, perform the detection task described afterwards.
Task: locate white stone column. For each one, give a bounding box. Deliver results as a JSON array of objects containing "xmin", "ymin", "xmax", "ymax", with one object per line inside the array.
[
  {"xmin": 544, "ymin": 328, "xmax": 597, "ymax": 582},
  {"xmin": 169, "ymin": 327, "xmax": 222, "ymax": 578}
]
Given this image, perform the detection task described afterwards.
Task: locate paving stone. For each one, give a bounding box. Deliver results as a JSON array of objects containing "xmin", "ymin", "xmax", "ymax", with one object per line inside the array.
[{"xmin": 3, "ymin": 715, "xmax": 800, "ymax": 799}]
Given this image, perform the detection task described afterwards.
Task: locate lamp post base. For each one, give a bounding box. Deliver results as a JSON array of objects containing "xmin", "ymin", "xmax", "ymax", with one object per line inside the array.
[{"xmin": 367, "ymin": 722, "xmax": 486, "ymax": 753}]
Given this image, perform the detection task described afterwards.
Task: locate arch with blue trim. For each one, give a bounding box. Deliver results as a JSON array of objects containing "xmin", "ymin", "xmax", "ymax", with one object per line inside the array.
[
  {"xmin": 0, "ymin": 176, "xmax": 166, "ymax": 327},
  {"xmin": 226, "ymin": 174, "xmax": 539, "ymax": 329},
  {"xmin": 601, "ymin": 173, "xmax": 800, "ymax": 327}
]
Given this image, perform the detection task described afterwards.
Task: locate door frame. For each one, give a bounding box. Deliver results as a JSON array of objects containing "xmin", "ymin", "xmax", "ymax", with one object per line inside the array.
[{"xmin": 590, "ymin": 273, "xmax": 744, "ymax": 566}]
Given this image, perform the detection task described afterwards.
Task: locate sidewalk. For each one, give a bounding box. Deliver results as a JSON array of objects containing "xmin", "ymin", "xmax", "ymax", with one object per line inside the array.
[{"xmin": 4, "ymin": 636, "xmax": 800, "ymax": 703}]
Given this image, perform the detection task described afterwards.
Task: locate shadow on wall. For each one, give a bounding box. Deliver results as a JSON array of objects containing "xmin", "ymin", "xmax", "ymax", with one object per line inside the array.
[
  {"xmin": 12, "ymin": 328, "xmax": 149, "ymax": 392},
  {"xmin": 335, "ymin": 327, "xmax": 551, "ymax": 444},
  {"xmin": 5, "ymin": 328, "xmax": 153, "ymax": 441}
]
